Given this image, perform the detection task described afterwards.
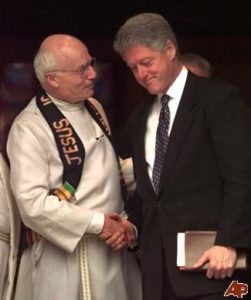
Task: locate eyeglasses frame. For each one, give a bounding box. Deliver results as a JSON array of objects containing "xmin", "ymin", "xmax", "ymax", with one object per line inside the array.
[{"xmin": 47, "ymin": 57, "xmax": 96, "ymax": 76}]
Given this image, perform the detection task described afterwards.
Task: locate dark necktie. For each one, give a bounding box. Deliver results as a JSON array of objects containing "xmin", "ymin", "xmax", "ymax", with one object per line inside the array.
[{"xmin": 152, "ymin": 94, "xmax": 170, "ymax": 194}]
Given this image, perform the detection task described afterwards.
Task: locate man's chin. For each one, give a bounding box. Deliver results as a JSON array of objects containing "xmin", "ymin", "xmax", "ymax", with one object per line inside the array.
[
  {"xmin": 145, "ymin": 87, "xmax": 160, "ymax": 95},
  {"xmin": 143, "ymin": 82, "xmax": 161, "ymax": 95},
  {"xmin": 84, "ymin": 88, "xmax": 95, "ymax": 98}
]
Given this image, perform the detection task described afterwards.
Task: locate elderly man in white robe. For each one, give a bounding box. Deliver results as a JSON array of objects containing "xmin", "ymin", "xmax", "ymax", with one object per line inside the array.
[{"xmin": 7, "ymin": 34, "xmax": 141, "ymax": 300}]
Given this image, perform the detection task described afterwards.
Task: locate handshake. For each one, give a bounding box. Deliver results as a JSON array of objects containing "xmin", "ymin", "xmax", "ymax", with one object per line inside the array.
[{"xmin": 99, "ymin": 213, "xmax": 137, "ymax": 251}]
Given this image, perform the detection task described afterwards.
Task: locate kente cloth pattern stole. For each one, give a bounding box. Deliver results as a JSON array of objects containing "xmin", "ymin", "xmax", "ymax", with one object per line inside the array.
[{"xmin": 152, "ymin": 94, "xmax": 170, "ymax": 194}]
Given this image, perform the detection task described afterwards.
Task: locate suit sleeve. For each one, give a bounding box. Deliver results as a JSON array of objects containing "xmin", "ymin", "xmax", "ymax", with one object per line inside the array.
[
  {"xmin": 114, "ymin": 120, "xmax": 133, "ymax": 159},
  {"xmin": 208, "ymin": 83, "xmax": 251, "ymax": 248},
  {"xmin": 126, "ymin": 192, "xmax": 143, "ymax": 236}
]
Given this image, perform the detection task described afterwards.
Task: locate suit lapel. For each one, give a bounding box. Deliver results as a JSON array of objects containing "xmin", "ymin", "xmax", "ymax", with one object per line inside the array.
[{"xmin": 159, "ymin": 73, "xmax": 198, "ymax": 193}]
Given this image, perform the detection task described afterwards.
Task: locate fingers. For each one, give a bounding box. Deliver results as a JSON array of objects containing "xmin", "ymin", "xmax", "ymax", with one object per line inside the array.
[
  {"xmin": 100, "ymin": 214, "xmax": 124, "ymax": 239},
  {"xmin": 105, "ymin": 231, "xmax": 128, "ymax": 251},
  {"xmin": 190, "ymin": 246, "xmax": 237, "ymax": 279},
  {"xmin": 107, "ymin": 213, "xmax": 122, "ymax": 222},
  {"xmin": 204, "ymin": 246, "xmax": 237, "ymax": 279},
  {"xmin": 99, "ymin": 214, "xmax": 136, "ymax": 251},
  {"xmin": 207, "ymin": 264, "xmax": 234, "ymax": 279}
]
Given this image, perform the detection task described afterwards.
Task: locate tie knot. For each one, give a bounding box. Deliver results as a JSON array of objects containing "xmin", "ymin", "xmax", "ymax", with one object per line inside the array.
[
  {"xmin": 161, "ymin": 95, "xmax": 170, "ymax": 110},
  {"xmin": 161, "ymin": 94, "xmax": 170, "ymax": 104}
]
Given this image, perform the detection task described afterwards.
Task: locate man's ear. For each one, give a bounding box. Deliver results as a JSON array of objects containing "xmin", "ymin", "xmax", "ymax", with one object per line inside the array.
[
  {"xmin": 165, "ymin": 40, "xmax": 176, "ymax": 60},
  {"xmin": 44, "ymin": 72, "xmax": 59, "ymax": 88}
]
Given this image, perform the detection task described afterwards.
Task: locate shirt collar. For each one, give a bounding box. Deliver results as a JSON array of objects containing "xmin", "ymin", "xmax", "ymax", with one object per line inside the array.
[{"xmin": 158, "ymin": 66, "xmax": 188, "ymax": 103}]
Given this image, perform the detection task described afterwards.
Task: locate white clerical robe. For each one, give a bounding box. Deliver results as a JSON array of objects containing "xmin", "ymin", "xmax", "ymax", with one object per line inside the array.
[
  {"xmin": 7, "ymin": 97, "xmax": 141, "ymax": 300},
  {"xmin": 0, "ymin": 154, "xmax": 20, "ymax": 300},
  {"xmin": 0, "ymin": 157, "xmax": 9, "ymax": 299}
]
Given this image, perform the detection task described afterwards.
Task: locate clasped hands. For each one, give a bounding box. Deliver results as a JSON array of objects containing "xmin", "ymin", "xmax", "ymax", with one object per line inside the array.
[{"xmin": 99, "ymin": 213, "xmax": 136, "ymax": 251}]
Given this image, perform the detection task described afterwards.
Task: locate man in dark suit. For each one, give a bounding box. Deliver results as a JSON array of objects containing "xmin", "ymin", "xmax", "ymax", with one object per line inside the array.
[{"xmin": 113, "ymin": 13, "xmax": 251, "ymax": 299}]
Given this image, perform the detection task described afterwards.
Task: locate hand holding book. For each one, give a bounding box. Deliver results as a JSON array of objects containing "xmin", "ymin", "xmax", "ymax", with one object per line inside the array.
[
  {"xmin": 177, "ymin": 231, "xmax": 247, "ymax": 279},
  {"xmin": 191, "ymin": 245, "xmax": 237, "ymax": 279}
]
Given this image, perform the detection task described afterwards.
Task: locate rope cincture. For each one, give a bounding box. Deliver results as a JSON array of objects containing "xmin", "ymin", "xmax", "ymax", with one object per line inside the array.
[{"xmin": 79, "ymin": 239, "xmax": 91, "ymax": 300}]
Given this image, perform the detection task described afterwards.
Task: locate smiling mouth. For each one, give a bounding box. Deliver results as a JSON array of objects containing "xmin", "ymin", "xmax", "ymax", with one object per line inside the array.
[
  {"xmin": 145, "ymin": 75, "xmax": 156, "ymax": 83},
  {"xmin": 144, "ymin": 78, "xmax": 155, "ymax": 86}
]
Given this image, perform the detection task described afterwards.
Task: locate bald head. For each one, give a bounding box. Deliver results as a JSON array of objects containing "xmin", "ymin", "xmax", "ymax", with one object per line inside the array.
[
  {"xmin": 40, "ymin": 34, "xmax": 86, "ymax": 55},
  {"xmin": 34, "ymin": 34, "xmax": 89, "ymax": 83},
  {"xmin": 33, "ymin": 34, "xmax": 96, "ymax": 102}
]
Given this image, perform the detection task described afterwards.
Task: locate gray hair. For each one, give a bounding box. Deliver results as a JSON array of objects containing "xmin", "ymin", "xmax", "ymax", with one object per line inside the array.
[
  {"xmin": 113, "ymin": 13, "xmax": 178, "ymax": 56},
  {"xmin": 33, "ymin": 49, "xmax": 58, "ymax": 83}
]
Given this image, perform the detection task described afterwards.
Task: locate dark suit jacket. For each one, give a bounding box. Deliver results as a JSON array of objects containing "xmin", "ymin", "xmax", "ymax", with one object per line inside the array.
[{"xmin": 119, "ymin": 73, "xmax": 251, "ymax": 298}]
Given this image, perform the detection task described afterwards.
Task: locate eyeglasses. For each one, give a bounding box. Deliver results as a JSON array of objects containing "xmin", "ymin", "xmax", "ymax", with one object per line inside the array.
[{"xmin": 48, "ymin": 57, "xmax": 96, "ymax": 76}]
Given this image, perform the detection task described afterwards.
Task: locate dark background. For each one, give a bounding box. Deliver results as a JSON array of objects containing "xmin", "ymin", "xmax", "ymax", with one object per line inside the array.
[
  {"xmin": 1, "ymin": 0, "xmax": 251, "ymax": 128},
  {"xmin": 2, "ymin": 0, "xmax": 251, "ymax": 39}
]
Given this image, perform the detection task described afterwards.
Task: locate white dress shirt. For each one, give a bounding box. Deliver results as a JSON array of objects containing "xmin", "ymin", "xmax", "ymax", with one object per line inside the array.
[{"xmin": 145, "ymin": 67, "xmax": 188, "ymax": 181}]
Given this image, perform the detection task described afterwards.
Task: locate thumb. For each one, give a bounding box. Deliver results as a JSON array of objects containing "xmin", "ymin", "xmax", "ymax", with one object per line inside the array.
[
  {"xmin": 108, "ymin": 213, "xmax": 121, "ymax": 222},
  {"xmin": 192, "ymin": 251, "xmax": 209, "ymax": 269}
]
